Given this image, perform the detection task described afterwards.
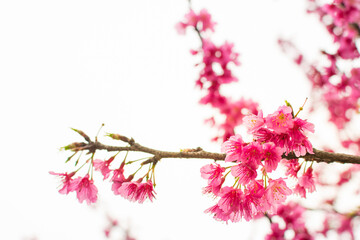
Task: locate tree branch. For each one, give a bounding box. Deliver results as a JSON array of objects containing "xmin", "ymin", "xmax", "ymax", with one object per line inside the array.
[{"xmin": 70, "ymin": 134, "xmax": 360, "ymax": 165}]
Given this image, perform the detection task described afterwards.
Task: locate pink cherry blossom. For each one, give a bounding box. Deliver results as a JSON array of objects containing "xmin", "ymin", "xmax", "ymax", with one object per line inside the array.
[
  {"xmin": 93, "ymin": 156, "xmax": 115, "ymax": 180},
  {"xmin": 281, "ymin": 159, "xmax": 300, "ymax": 177},
  {"xmin": 72, "ymin": 174, "xmax": 98, "ymax": 205},
  {"xmin": 240, "ymin": 141, "xmax": 263, "ymax": 166},
  {"xmin": 200, "ymin": 163, "xmax": 225, "ymax": 186},
  {"xmin": 49, "ymin": 171, "xmax": 76, "ymax": 195},
  {"xmin": 231, "ymin": 162, "xmax": 257, "ymax": 185},
  {"xmin": 265, "ymin": 223, "xmax": 285, "ymax": 240},
  {"xmin": 204, "ymin": 204, "xmax": 231, "ymax": 223},
  {"xmin": 243, "ymin": 110, "xmax": 265, "ymax": 133},
  {"xmin": 293, "ymin": 183, "xmax": 307, "ymax": 198},
  {"xmin": 298, "ymin": 167, "xmax": 316, "ymax": 194},
  {"xmin": 216, "ymin": 186, "xmax": 245, "ymax": 222},
  {"xmin": 265, "ymin": 178, "xmax": 292, "ymax": 213},
  {"xmin": 265, "ymin": 105, "xmax": 294, "ymax": 134},
  {"xmin": 253, "ymin": 127, "xmax": 275, "ymax": 143},
  {"xmin": 221, "ymin": 134, "xmax": 245, "ymax": 162},
  {"xmin": 175, "ymin": 9, "xmax": 216, "ymax": 34},
  {"xmin": 119, "ymin": 181, "xmax": 140, "ymax": 202},
  {"xmin": 135, "ymin": 180, "xmax": 156, "ymax": 203},
  {"xmin": 337, "ymin": 215, "xmax": 355, "ymax": 240},
  {"xmin": 202, "ymin": 177, "xmax": 224, "ymax": 196},
  {"xmin": 200, "ymin": 163, "xmax": 225, "ymax": 195},
  {"xmin": 111, "ymin": 169, "xmax": 134, "ymax": 195},
  {"xmin": 262, "ymin": 142, "xmax": 283, "ymax": 173},
  {"xmin": 243, "ymin": 181, "xmax": 267, "ymax": 219}
]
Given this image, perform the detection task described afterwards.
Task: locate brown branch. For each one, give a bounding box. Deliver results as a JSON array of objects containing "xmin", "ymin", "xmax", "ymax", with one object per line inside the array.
[
  {"xmin": 70, "ymin": 134, "xmax": 360, "ymax": 165},
  {"xmin": 284, "ymin": 149, "xmax": 360, "ymax": 164}
]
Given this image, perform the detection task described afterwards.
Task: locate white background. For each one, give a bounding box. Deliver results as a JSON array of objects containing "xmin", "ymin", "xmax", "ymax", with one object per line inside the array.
[{"xmin": 0, "ymin": 0, "xmax": 343, "ymax": 239}]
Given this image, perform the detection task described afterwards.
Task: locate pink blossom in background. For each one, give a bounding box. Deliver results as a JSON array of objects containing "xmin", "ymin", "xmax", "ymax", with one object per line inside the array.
[
  {"xmin": 175, "ymin": 9, "xmax": 216, "ymax": 34},
  {"xmin": 337, "ymin": 215, "xmax": 355, "ymax": 240},
  {"xmin": 265, "ymin": 223, "xmax": 285, "ymax": 240}
]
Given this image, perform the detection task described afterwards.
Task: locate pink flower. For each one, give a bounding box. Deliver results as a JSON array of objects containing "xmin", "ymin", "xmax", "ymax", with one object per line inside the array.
[
  {"xmin": 337, "ymin": 215, "xmax": 355, "ymax": 240},
  {"xmin": 111, "ymin": 162, "xmax": 134, "ymax": 195},
  {"xmin": 175, "ymin": 9, "xmax": 216, "ymax": 34},
  {"xmin": 265, "ymin": 178, "xmax": 292, "ymax": 212},
  {"xmin": 281, "ymin": 159, "xmax": 301, "ymax": 177},
  {"xmin": 49, "ymin": 171, "xmax": 76, "ymax": 194},
  {"xmin": 204, "ymin": 204, "xmax": 231, "ymax": 223},
  {"xmin": 288, "ymin": 118, "xmax": 314, "ymax": 156},
  {"xmin": 200, "ymin": 163, "xmax": 225, "ymax": 186},
  {"xmin": 119, "ymin": 181, "xmax": 140, "ymax": 202},
  {"xmin": 111, "ymin": 170, "xmax": 133, "ymax": 195},
  {"xmin": 202, "ymin": 177, "xmax": 224, "ymax": 196},
  {"xmin": 216, "ymin": 187, "xmax": 245, "ymax": 222},
  {"xmin": 265, "ymin": 105, "xmax": 294, "ymax": 134},
  {"xmin": 337, "ymin": 36, "xmax": 360, "ymax": 59},
  {"xmin": 240, "ymin": 141, "xmax": 263, "ymax": 166},
  {"xmin": 243, "ymin": 181, "xmax": 267, "ymax": 219},
  {"xmin": 93, "ymin": 156, "xmax": 115, "ymax": 180},
  {"xmin": 201, "ymin": 163, "xmax": 225, "ymax": 195},
  {"xmin": 135, "ymin": 180, "xmax": 156, "ymax": 203},
  {"xmin": 265, "ymin": 223, "xmax": 286, "ymax": 240},
  {"xmin": 197, "ymin": 9, "xmax": 216, "ymax": 32},
  {"xmin": 72, "ymin": 174, "xmax": 98, "ymax": 205},
  {"xmin": 262, "ymin": 142, "xmax": 283, "ymax": 173},
  {"xmin": 298, "ymin": 167, "xmax": 316, "ymax": 193},
  {"xmin": 253, "ymin": 127, "xmax": 275, "ymax": 143},
  {"xmin": 218, "ymin": 187, "xmax": 243, "ymax": 212},
  {"xmin": 221, "ymin": 134, "xmax": 245, "ymax": 162},
  {"xmin": 293, "ymin": 183, "xmax": 307, "ymax": 198},
  {"xmin": 243, "ymin": 110, "xmax": 265, "ymax": 133},
  {"xmin": 231, "ymin": 162, "xmax": 257, "ymax": 185}
]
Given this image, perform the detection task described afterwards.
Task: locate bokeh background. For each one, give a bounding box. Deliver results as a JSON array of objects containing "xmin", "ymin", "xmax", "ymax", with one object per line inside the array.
[{"xmin": 0, "ymin": 0, "xmax": 339, "ymax": 239}]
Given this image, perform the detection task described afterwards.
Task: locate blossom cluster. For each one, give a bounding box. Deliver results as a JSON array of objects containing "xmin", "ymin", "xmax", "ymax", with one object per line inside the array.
[
  {"xmin": 201, "ymin": 105, "xmax": 316, "ymax": 223},
  {"xmin": 281, "ymin": 0, "xmax": 360, "ymax": 132},
  {"xmin": 175, "ymin": 9, "xmax": 216, "ymax": 35},
  {"xmin": 51, "ymin": 141, "xmax": 156, "ymax": 205},
  {"xmin": 103, "ymin": 215, "xmax": 136, "ymax": 240},
  {"xmin": 313, "ymin": 164, "xmax": 360, "ymax": 239},
  {"xmin": 177, "ymin": 8, "xmax": 259, "ymax": 142},
  {"xmin": 265, "ymin": 202, "xmax": 313, "ymax": 240}
]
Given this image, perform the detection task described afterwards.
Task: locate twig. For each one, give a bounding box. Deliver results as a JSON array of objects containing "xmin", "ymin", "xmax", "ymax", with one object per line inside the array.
[{"xmin": 69, "ymin": 133, "xmax": 360, "ymax": 165}]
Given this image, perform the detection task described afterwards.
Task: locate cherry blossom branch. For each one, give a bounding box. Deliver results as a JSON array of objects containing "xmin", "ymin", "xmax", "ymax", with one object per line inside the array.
[{"xmin": 68, "ymin": 133, "xmax": 360, "ymax": 165}]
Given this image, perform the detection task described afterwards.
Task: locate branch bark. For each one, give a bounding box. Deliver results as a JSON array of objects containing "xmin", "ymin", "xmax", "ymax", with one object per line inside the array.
[{"xmin": 72, "ymin": 135, "xmax": 360, "ymax": 165}]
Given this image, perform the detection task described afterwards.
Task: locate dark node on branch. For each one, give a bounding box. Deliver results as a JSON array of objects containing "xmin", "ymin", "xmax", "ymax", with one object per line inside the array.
[{"xmin": 141, "ymin": 156, "xmax": 161, "ymax": 166}]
